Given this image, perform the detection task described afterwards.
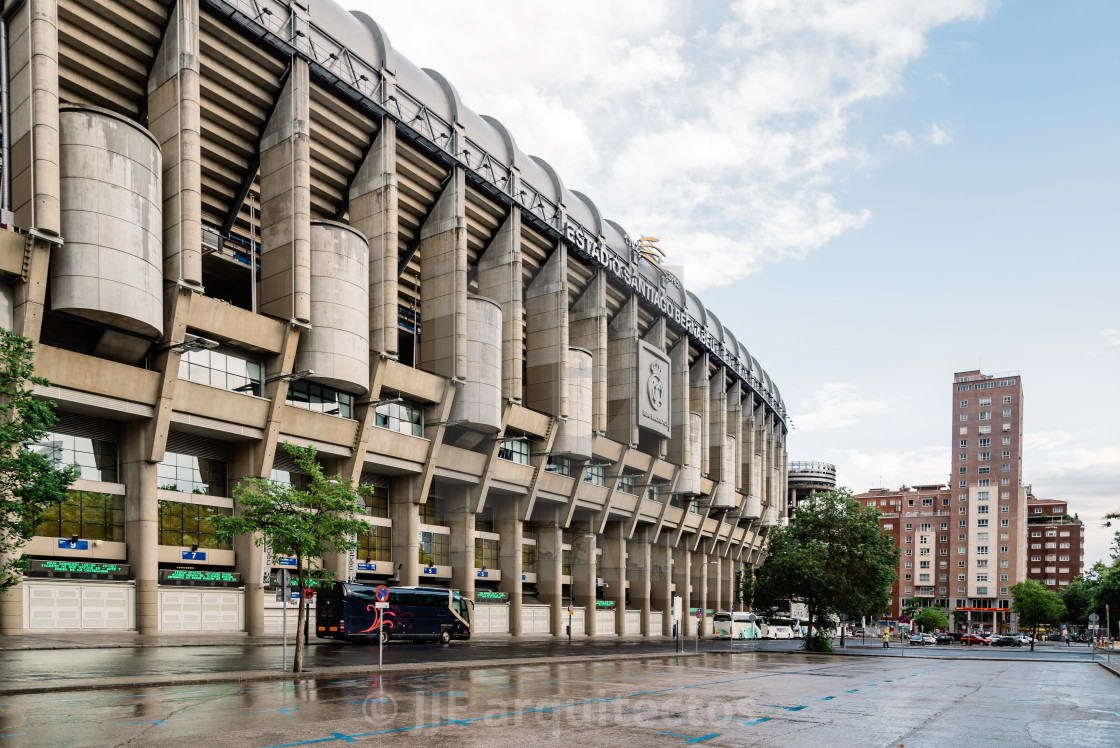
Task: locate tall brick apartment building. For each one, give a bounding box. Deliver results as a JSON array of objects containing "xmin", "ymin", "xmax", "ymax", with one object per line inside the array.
[{"xmin": 855, "ymin": 370, "xmax": 1085, "ymax": 633}]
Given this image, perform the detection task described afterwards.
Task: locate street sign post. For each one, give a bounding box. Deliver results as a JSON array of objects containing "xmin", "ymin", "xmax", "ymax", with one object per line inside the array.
[
  {"xmin": 376, "ymin": 599, "xmax": 389, "ymax": 669},
  {"xmin": 277, "ymin": 570, "xmax": 290, "ymax": 671}
]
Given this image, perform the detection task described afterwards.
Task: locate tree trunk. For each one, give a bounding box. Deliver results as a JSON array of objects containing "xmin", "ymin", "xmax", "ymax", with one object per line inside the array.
[{"xmin": 294, "ymin": 560, "xmax": 306, "ymax": 673}]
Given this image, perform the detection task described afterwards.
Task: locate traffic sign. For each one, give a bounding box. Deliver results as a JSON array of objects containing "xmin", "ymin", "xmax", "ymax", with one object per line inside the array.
[
  {"xmin": 1089, "ymin": 613, "xmax": 1100, "ymax": 623},
  {"xmin": 696, "ymin": 609, "xmax": 702, "ymax": 619},
  {"xmin": 375, "ymin": 585, "xmax": 389, "ymax": 602},
  {"xmin": 375, "ymin": 601, "xmax": 389, "ymax": 609},
  {"xmin": 898, "ymin": 615, "xmax": 910, "ymax": 624},
  {"xmin": 568, "ymin": 605, "xmax": 574, "ymax": 615}
]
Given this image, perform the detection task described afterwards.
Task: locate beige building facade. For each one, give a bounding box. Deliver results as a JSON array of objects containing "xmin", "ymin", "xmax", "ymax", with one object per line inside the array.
[{"xmin": 0, "ymin": 0, "xmax": 788, "ymax": 637}]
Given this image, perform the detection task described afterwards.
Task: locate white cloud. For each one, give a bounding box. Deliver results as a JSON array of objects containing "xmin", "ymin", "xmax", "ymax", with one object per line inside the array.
[
  {"xmin": 884, "ymin": 129, "xmax": 915, "ymax": 146},
  {"xmin": 828, "ymin": 445, "xmax": 948, "ymax": 493},
  {"xmin": 930, "ymin": 122, "xmax": 955, "ymax": 146},
  {"xmin": 795, "ymin": 382, "xmax": 890, "ymax": 431},
  {"xmin": 935, "ymin": 72, "xmax": 950, "ymax": 85},
  {"xmin": 1104, "ymin": 328, "xmax": 1120, "ymax": 346},
  {"xmin": 347, "ymin": 0, "xmax": 995, "ymax": 289}
]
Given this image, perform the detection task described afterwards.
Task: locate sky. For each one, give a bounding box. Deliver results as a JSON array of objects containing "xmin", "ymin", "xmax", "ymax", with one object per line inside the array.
[{"xmin": 344, "ymin": 0, "xmax": 1119, "ymax": 569}]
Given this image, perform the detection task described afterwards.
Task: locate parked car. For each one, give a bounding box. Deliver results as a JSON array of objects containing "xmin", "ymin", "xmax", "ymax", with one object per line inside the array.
[
  {"xmin": 990, "ymin": 635, "xmax": 1022, "ymax": 647},
  {"xmin": 909, "ymin": 633, "xmax": 936, "ymax": 646},
  {"xmin": 935, "ymin": 633, "xmax": 954, "ymax": 645},
  {"xmin": 1014, "ymin": 635, "xmax": 1034, "ymax": 645},
  {"xmin": 948, "ymin": 632, "xmax": 964, "ymax": 641},
  {"xmin": 961, "ymin": 634, "xmax": 988, "ymax": 646}
]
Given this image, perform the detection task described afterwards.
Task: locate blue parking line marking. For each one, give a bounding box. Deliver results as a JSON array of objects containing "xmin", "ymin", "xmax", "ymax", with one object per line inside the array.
[
  {"xmin": 117, "ymin": 719, "xmax": 186, "ymax": 727},
  {"xmin": 1035, "ymin": 665, "xmax": 1048, "ymax": 691},
  {"xmin": 348, "ymin": 698, "xmax": 390, "ymax": 704},
  {"xmin": 427, "ymin": 692, "xmax": 464, "ymax": 697},
  {"xmin": 718, "ymin": 716, "xmax": 771, "ymax": 726},
  {"xmin": 846, "ymin": 689, "xmax": 859, "ymax": 693},
  {"xmin": 763, "ymin": 705, "xmax": 807, "ymax": 711},
  {"xmin": 249, "ymin": 708, "xmax": 301, "ymax": 715},
  {"xmin": 657, "ymin": 731, "xmax": 720, "ymax": 743},
  {"xmin": 114, "ymin": 694, "xmax": 146, "ymax": 699},
  {"xmin": 328, "ymin": 734, "xmax": 358, "ymax": 743},
  {"xmin": 43, "ymin": 698, "xmax": 90, "ymax": 703},
  {"xmin": 820, "ymin": 696, "xmax": 836, "ymax": 700},
  {"xmin": 0, "ymin": 734, "xmax": 25, "ymax": 738},
  {"xmin": 441, "ymin": 718, "xmax": 472, "ymax": 726}
]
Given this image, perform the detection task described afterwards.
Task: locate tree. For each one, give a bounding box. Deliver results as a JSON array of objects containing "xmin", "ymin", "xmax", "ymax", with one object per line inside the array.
[
  {"xmin": 737, "ymin": 567, "xmax": 755, "ymax": 612},
  {"xmin": 1011, "ymin": 579, "xmax": 1067, "ymax": 651},
  {"xmin": 912, "ymin": 606, "xmax": 949, "ymax": 633},
  {"xmin": 216, "ymin": 442, "xmax": 371, "ymax": 672},
  {"xmin": 753, "ymin": 489, "xmax": 898, "ymax": 652},
  {"xmin": 1059, "ymin": 577, "xmax": 1092, "ymax": 627},
  {"xmin": 0, "ymin": 328, "xmax": 79, "ymax": 593},
  {"xmin": 901, "ymin": 596, "xmax": 925, "ymax": 619}
]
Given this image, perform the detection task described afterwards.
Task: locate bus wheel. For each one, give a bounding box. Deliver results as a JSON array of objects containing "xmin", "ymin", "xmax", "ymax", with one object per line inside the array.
[
  {"xmin": 439, "ymin": 628, "xmax": 452, "ymax": 645},
  {"xmin": 379, "ymin": 629, "xmax": 390, "ymax": 645}
]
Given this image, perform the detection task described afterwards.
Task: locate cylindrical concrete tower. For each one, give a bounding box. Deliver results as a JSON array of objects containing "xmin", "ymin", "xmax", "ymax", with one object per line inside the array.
[
  {"xmin": 676, "ymin": 412, "xmax": 703, "ymax": 497},
  {"xmin": 555, "ymin": 347, "xmax": 593, "ymax": 460},
  {"xmin": 297, "ymin": 220, "xmax": 370, "ymax": 394},
  {"xmin": 54, "ymin": 106, "xmax": 162, "ymax": 338},
  {"xmin": 711, "ymin": 435, "xmax": 737, "ymax": 508},
  {"xmin": 450, "ymin": 295, "xmax": 502, "ymax": 431}
]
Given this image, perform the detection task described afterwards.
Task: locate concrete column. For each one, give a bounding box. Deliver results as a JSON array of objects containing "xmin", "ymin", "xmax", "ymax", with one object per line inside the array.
[
  {"xmin": 524, "ymin": 242, "xmax": 568, "ymax": 416},
  {"xmin": 708, "ymin": 557, "xmax": 722, "ymax": 615},
  {"xmin": 0, "ymin": 572, "xmax": 22, "ymax": 633},
  {"xmin": 723, "ymin": 560, "xmax": 737, "ymax": 611},
  {"xmin": 349, "ymin": 118, "xmax": 398, "ymax": 357},
  {"xmin": 606, "ymin": 295, "xmax": 639, "ymax": 444},
  {"xmin": 570, "ymin": 269, "xmax": 607, "ymax": 433},
  {"xmin": 390, "ymin": 476, "xmax": 420, "ymax": 586},
  {"xmin": 708, "ymin": 368, "xmax": 727, "ymax": 482},
  {"xmin": 147, "ymin": 0, "xmax": 202, "ymax": 287},
  {"xmin": 9, "ymin": 0, "xmax": 61, "ymax": 235},
  {"xmin": 693, "ymin": 551, "xmax": 709, "ymax": 632},
  {"xmin": 603, "ymin": 521, "xmax": 626, "ymax": 636},
  {"xmin": 672, "ymin": 544, "xmax": 691, "ymax": 636},
  {"xmin": 651, "ymin": 540, "xmax": 673, "ymax": 636},
  {"xmin": 230, "ymin": 444, "xmax": 267, "ymax": 635},
  {"xmin": 259, "ymin": 57, "xmax": 311, "ymax": 324},
  {"xmin": 571, "ymin": 520, "xmax": 597, "ymax": 636},
  {"xmin": 667, "ymin": 338, "xmax": 692, "ymax": 467},
  {"xmin": 448, "ymin": 488, "xmax": 475, "ymax": 605},
  {"xmin": 420, "ymin": 167, "xmax": 467, "ymax": 380},
  {"xmin": 690, "ymin": 354, "xmax": 711, "ymax": 475},
  {"xmin": 477, "ymin": 210, "xmax": 523, "ymax": 402},
  {"xmin": 628, "ymin": 530, "xmax": 652, "ymax": 636},
  {"xmin": 495, "ymin": 500, "xmax": 523, "ymax": 636},
  {"xmin": 121, "ymin": 422, "xmax": 159, "ymax": 634},
  {"xmin": 536, "ymin": 513, "xmax": 563, "ymax": 636}
]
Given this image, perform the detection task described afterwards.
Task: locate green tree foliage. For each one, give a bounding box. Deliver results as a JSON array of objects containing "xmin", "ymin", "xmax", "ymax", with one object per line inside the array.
[
  {"xmin": 912, "ymin": 606, "xmax": 949, "ymax": 632},
  {"xmin": 901, "ymin": 596, "xmax": 925, "ymax": 619},
  {"xmin": 0, "ymin": 328, "xmax": 78, "ymax": 593},
  {"xmin": 1059, "ymin": 577, "xmax": 1092, "ymax": 625},
  {"xmin": 737, "ymin": 567, "xmax": 755, "ymax": 612},
  {"xmin": 753, "ymin": 489, "xmax": 898, "ymax": 652},
  {"xmin": 1011, "ymin": 579, "xmax": 1067, "ymax": 651},
  {"xmin": 216, "ymin": 443, "xmax": 371, "ymax": 672}
]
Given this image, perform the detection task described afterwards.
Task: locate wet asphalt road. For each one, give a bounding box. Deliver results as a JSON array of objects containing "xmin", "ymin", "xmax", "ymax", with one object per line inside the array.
[
  {"xmin": 1, "ymin": 651, "xmax": 1118, "ymax": 747},
  {"xmin": 0, "ymin": 637, "xmax": 1103, "ymax": 688}
]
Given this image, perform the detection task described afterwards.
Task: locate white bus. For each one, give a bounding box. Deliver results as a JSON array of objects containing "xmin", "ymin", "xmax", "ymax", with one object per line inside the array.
[
  {"xmin": 731, "ymin": 612, "xmax": 763, "ymax": 640},
  {"xmin": 761, "ymin": 617, "xmax": 795, "ymax": 639}
]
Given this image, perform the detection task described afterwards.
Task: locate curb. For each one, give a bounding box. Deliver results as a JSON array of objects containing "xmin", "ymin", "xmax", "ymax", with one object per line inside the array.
[{"xmin": 0, "ymin": 650, "xmax": 705, "ymax": 697}]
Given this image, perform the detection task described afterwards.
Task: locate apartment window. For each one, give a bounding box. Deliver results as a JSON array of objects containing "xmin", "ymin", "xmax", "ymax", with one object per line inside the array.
[
  {"xmin": 1058, "ymin": 555, "xmax": 1070, "ymax": 562},
  {"xmin": 958, "ymin": 561, "xmax": 966, "ymax": 568},
  {"xmin": 418, "ymin": 531, "xmax": 450, "ymax": 566},
  {"xmin": 905, "ymin": 536, "xmax": 913, "ymax": 544},
  {"xmin": 1059, "ymin": 542, "xmax": 1070, "ymax": 549},
  {"xmin": 976, "ymin": 558, "xmax": 988, "ymax": 567},
  {"xmin": 922, "ymin": 498, "xmax": 933, "ymax": 507},
  {"xmin": 617, "ymin": 474, "xmax": 636, "ymax": 495},
  {"xmin": 905, "ymin": 549, "xmax": 912, "ymax": 556},
  {"xmin": 1003, "ymin": 396, "xmax": 1011, "ymax": 404},
  {"xmin": 158, "ymin": 451, "xmax": 228, "ymax": 496},
  {"xmin": 959, "ymin": 507, "xmax": 966, "ymax": 515},
  {"xmin": 357, "ymin": 525, "xmax": 392, "ymax": 562},
  {"xmin": 34, "ymin": 430, "xmax": 119, "ymax": 485},
  {"xmin": 1031, "ymin": 556, "xmax": 1042, "ymax": 562},
  {"xmin": 979, "ymin": 425, "xmax": 991, "ymax": 434},
  {"xmin": 959, "ymin": 481, "xmax": 966, "ymax": 488},
  {"xmin": 1031, "ymin": 543, "xmax": 1041, "ymax": 549},
  {"xmin": 959, "ymin": 494, "xmax": 967, "ymax": 501},
  {"xmin": 1053, "ymin": 507, "xmax": 1064, "ymax": 514},
  {"xmin": 979, "ymin": 479, "xmax": 990, "ymax": 486},
  {"xmin": 941, "ymin": 523, "xmax": 948, "ymax": 530},
  {"xmin": 942, "ymin": 498, "xmax": 949, "ymax": 506},
  {"xmin": 919, "ymin": 574, "xmax": 930, "ymax": 582},
  {"xmin": 958, "ymin": 546, "xmax": 967, "ymax": 555},
  {"xmin": 957, "ymin": 574, "xmax": 966, "ymax": 582},
  {"xmin": 960, "ymin": 400, "xmax": 968, "ymax": 408},
  {"xmin": 287, "ymin": 380, "xmax": 353, "ymax": 418},
  {"xmin": 958, "ymin": 533, "xmax": 966, "ymax": 541},
  {"xmin": 908, "ymin": 498, "xmax": 916, "ymax": 506},
  {"xmin": 1031, "ymin": 531, "xmax": 1042, "ymax": 537},
  {"xmin": 977, "ymin": 532, "xmax": 988, "ymax": 541},
  {"xmin": 957, "ymin": 586, "xmax": 965, "ymax": 594},
  {"xmin": 179, "ymin": 347, "xmax": 262, "ymax": 396},
  {"xmin": 1003, "ymin": 409, "xmax": 1011, "ymax": 417},
  {"xmin": 376, "ymin": 401, "xmax": 423, "ymax": 436},
  {"xmin": 979, "ymin": 452, "xmax": 990, "ymax": 461},
  {"xmin": 959, "ymin": 427, "xmax": 967, "ymax": 436},
  {"xmin": 978, "ymin": 438, "xmax": 990, "ymax": 447},
  {"xmin": 959, "ymin": 521, "xmax": 966, "ymax": 529},
  {"xmin": 920, "ymin": 548, "xmax": 930, "ymax": 556},
  {"xmin": 959, "ymin": 440, "xmax": 967, "ymax": 448},
  {"xmin": 583, "ymin": 465, "xmax": 605, "ymax": 486},
  {"xmin": 883, "ymin": 524, "xmax": 894, "ymax": 530},
  {"xmin": 1002, "ymin": 451, "xmax": 1011, "ymax": 459},
  {"xmin": 977, "ymin": 491, "xmax": 989, "ymax": 500},
  {"xmin": 976, "ymin": 574, "xmax": 988, "ymax": 582},
  {"xmin": 920, "ymin": 523, "xmax": 931, "ymax": 532},
  {"xmin": 979, "ymin": 411, "xmax": 990, "ymax": 421},
  {"xmin": 1000, "ymin": 546, "xmax": 1009, "ymax": 554},
  {"xmin": 920, "ymin": 560, "xmax": 930, "ymax": 569},
  {"xmin": 1002, "ymin": 436, "xmax": 1011, "ymax": 445},
  {"xmin": 958, "ymin": 467, "xmax": 967, "ymax": 475},
  {"xmin": 643, "ymin": 483, "xmax": 664, "ymax": 503},
  {"xmin": 498, "ymin": 438, "xmax": 530, "ymax": 465},
  {"xmin": 1046, "ymin": 530, "xmax": 1056, "ymax": 537},
  {"xmin": 1000, "ymin": 587, "xmax": 1009, "ymax": 595},
  {"xmin": 1000, "ymin": 505, "xmax": 1009, "ymax": 513},
  {"xmin": 1001, "ymin": 490, "xmax": 1010, "ymax": 498},
  {"xmin": 940, "ymin": 574, "xmax": 948, "ymax": 582},
  {"xmin": 976, "ymin": 546, "xmax": 988, "ymax": 555},
  {"xmin": 976, "ymin": 587, "xmax": 988, "ymax": 596},
  {"xmin": 905, "ymin": 561, "xmax": 913, "ymax": 569},
  {"xmin": 905, "ymin": 587, "xmax": 913, "ymax": 594},
  {"xmin": 1034, "ymin": 508, "xmax": 1043, "ymax": 514},
  {"xmin": 1001, "ymin": 519, "xmax": 1009, "ymax": 527},
  {"xmin": 1001, "ymin": 464, "xmax": 1010, "ymax": 472},
  {"xmin": 959, "ymin": 453, "xmax": 967, "ymax": 462},
  {"xmin": 905, "ymin": 523, "xmax": 913, "ymax": 531},
  {"xmin": 977, "ymin": 505, "xmax": 989, "ymax": 514},
  {"xmin": 978, "ymin": 467, "xmax": 990, "ymax": 474},
  {"xmin": 979, "ymin": 397, "xmax": 991, "ymax": 406},
  {"xmin": 360, "ymin": 484, "xmax": 390, "ymax": 518},
  {"xmin": 959, "ymin": 414, "xmax": 968, "ymax": 421},
  {"xmin": 905, "ymin": 573, "xmax": 912, "ymax": 581},
  {"xmin": 36, "ymin": 490, "xmax": 124, "ymax": 542}
]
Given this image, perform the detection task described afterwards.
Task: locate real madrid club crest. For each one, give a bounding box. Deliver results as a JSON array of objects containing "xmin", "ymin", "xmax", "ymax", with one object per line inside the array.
[{"xmin": 647, "ymin": 361, "xmax": 665, "ymax": 411}]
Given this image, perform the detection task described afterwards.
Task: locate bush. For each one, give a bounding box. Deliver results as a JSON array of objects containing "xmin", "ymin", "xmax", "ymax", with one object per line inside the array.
[{"xmin": 803, "ymin": 632, "xmax": 834, "ymax": 653}]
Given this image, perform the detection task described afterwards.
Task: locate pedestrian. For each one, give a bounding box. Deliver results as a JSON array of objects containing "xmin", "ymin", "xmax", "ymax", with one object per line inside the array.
[{"xmin": 882, "ymin": 630, "xmax": 890, "ymax": 649}]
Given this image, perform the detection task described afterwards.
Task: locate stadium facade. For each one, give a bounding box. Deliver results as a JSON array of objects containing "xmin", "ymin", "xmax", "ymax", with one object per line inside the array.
[{"xmin": 0, "ymin": 0, "xmax": 788, "ymax": 637}]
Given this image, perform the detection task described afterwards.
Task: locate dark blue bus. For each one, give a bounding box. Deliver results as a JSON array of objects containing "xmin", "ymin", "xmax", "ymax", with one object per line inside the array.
[{"xmin": 316, "ymin": 583, "xmax": 472, "ymax": 644}]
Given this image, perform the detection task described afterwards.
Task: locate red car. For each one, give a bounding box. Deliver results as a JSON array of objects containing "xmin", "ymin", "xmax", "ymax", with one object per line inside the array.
[{"xmin": 961, "ymin": 634, "xmax": 988, "ymax": 646}]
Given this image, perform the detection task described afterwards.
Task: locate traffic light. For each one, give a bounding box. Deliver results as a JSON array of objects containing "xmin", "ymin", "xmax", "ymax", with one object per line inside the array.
[{"xmin": 304, "ymin": 588, "xmax": 315, "ymax": 601}]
